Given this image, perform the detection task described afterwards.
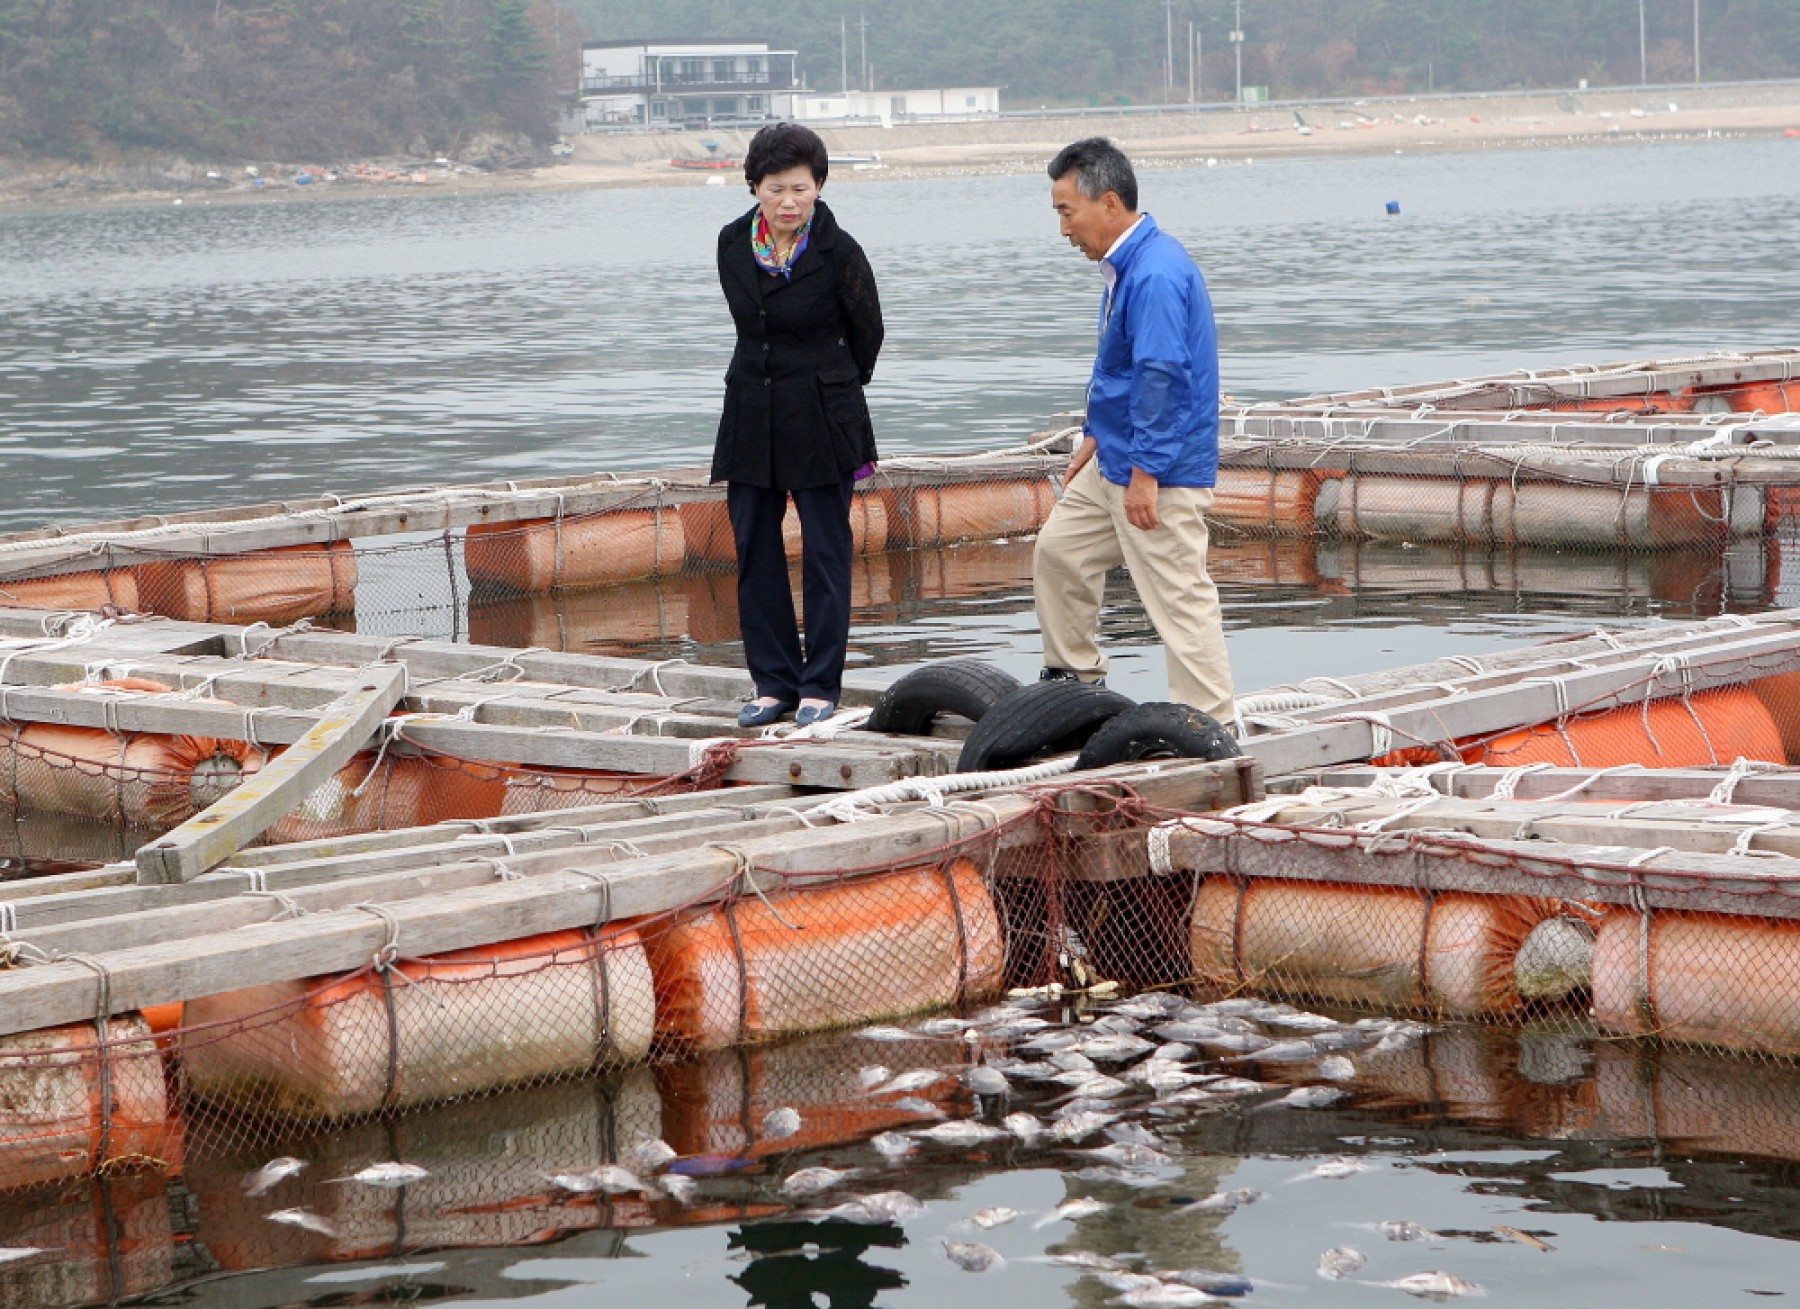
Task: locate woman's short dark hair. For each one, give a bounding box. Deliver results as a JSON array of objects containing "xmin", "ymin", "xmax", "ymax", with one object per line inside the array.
[
  {"xmin": 1048, "ymin": 137, "xmax": 1138, "ymax": 212},
  {"xmin": 744, "ymin": 123, "xmax": 829, "ymax": 190}
]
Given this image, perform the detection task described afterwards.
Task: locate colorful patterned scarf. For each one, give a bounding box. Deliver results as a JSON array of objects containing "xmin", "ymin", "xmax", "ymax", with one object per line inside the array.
[{"xmin": 751, "ymin": 211, "xmax": 811, "ymax": 279}]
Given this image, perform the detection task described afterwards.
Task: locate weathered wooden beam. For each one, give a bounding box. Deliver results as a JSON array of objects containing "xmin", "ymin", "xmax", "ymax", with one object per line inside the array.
[{"xmin": 134, "ymin": 665, "xmax": 409, "ymax": 884}]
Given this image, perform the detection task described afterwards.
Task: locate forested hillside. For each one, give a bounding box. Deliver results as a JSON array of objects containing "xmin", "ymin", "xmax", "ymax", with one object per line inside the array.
[
  {"xmin": 0, "ymin": 0, "xmax": 579, "ymax": 158},
  {"xmin": 569, "ymin": 0, "xmax": 1800, "ymax": 104}
]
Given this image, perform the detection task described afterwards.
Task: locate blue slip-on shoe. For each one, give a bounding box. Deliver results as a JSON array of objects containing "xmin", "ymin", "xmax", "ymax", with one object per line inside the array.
[
  {"xmin": 738, "ymin": 699, "xmax": 797, "ymax": 728},
  {"xmin": 794, "ymin": 699, "xmax": 839, "ymax": 728}
]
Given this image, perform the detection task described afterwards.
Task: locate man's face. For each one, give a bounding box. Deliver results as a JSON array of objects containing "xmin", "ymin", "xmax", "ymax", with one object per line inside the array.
[{"xmin": 1051, "ymin": 173, "xmax": 1116, "ymax": 261}]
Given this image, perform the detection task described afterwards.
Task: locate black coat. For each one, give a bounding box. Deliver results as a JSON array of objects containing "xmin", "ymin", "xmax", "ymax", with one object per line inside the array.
[{"xmin": 711, "ymin": 199, "xmax": 885, "ymax": 489}]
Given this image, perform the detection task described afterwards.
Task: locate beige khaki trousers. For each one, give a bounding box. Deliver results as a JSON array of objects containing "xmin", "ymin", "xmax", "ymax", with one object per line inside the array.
[{"xmin": 1033, "ymin": 459, "xmax": 1236, "ymax": 723}]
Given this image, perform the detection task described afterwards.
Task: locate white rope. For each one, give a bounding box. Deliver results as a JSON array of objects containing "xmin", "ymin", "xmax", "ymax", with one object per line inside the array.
[
  {"xmin": 1625, "ymin": 846, "xmax": 1672, "ymax": 868},
  {"xmin": 688, "ymin": 736, "xmax": 735, "ymax": 768},
  {"xmin": 1491, "ymin": 762, "xmax": 1554, "ymax": 801},
  {"xmin": 1706, "ymin": 756, "xmax": 1784, "ymax": 805},
  {"xmin": 1353, "ymin": 794, "xmax": 1437, "ymax": 832},
  {"xmin": 1730, "ymin": 821, "xmax": 1789, "ymax": 858},
  {"xmin": 814, "ymin": 756, "xmax": 1078, "ymax": 825}
]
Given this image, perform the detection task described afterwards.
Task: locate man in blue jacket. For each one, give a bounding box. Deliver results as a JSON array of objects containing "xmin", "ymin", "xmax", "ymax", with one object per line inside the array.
[{"xmin": 1035, "ymin": 137, "xmax": 1235, "ymax": 723}]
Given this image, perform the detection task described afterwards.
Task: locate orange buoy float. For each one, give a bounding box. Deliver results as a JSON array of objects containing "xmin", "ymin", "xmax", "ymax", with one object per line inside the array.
[
  {"xmin": 0, "ymin": 568, "xmax": 140, "ymax": 613},
  {"xmin": 643, "ymin": 859, "xmax": 1004, "ymax": 1051},
  {"xmin": 1591, "ymin": 907, "xmax": 1800, "ymax": 1058},
  {"xmin": 1189, "ymin": 877, "xmax": 1560, "ymax": 1016},
  {"xmin": 678, "ymin": 493, "xmax": 888, "ymax": 566},
  {"xmin": 183, "ymin": 927, "xmax": 657, "ymax": 1120},
  {"xmin": 885, "ymin": 478, "xmax": 1057, "ymax": 548},
  {"xmin": 1207, "ymin": 467, "xmax": 1321, "ymax": 534},
  {"xmin": 138, "ymin": 542, "xmax": 357, "ymax": 623},
  {"xmin": 0, "ymin": 1016, "xmax": 169, "ymax": 1188},
  {"xmin": 1467, "ymin": 684, "xmax": 1782, "ymax": 770},
  {"xmin": 464, "ymin": 508, "xmax": 684, "ymax": 594},
  {"xmin": 1318, "ymin": 476, "xmax": 1726, "ymax": 548},
  {"xmin": 267, "ymin": 750, "xmax": 510, "ymax": 839}
]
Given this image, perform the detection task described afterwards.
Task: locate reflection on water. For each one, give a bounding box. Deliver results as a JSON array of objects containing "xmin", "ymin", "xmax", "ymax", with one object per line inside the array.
[
  {"xmin": 13, "ymin": 1020, "xmax": 1800, "ymax": 1309},
  {"xmin": 3, "ymin": 139, "xmax": 1799, "ymax": 533}
]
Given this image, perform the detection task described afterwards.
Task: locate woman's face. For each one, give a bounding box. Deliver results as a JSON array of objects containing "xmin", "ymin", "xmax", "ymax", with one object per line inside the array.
[{"xmin": 753, "ymin": 164, "xmax": 821, "ymax": 236}]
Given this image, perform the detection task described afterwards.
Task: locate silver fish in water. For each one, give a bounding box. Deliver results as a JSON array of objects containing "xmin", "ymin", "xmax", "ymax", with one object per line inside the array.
[
  {"xmin": 1152, "ymin": 1021, "xmax": 1224, "ymax": 1043},
  {"xmin": 1044, "ymin": 1250, "xmax": 1129, "ymax": 1271},
  {"xmin": 1047, "ymin": 1110, "xmax": 1116, "ymax": 1142},
  {"xmin": 1079, "ymin": 1034, "xmax": 1156, "ymax": 1062},
  {"xmin": 1054, "ymin": 1072, "xmax": 1131, "ymax": 1098},
  {"xmin": 869, "ymin": 1131, "xmax": 918, "ymax": 1160},
  {"xmin": 941, "ymin": 1238, "xmax": 1006, "ymax": 1272},
  {"xmin": 243, "ymin": 1156, "xmax": 307, "ymax": 1197},
  {"xmin": 1019, "ymin": 1030, "xmax": 1082, "ymax": 1054},
  {"xmin": 917, "ymin": 1016, "xmax": 971, "ymax": 1037},
  {"xmin": 909, "ymin": 1119, "xmax": 1008, "ymax": 1146},
  {"xmin": 966, "ymin": 1066, "xmax": 1011, "ymax": 1096},
  {"xmin": 1105, "ymin": 1122, "xmax": 1163, "ymax": 1147},
  {"xmin": 339, "ymin": 1161, "xmax": 429, "ymax": 1188},
  {"xmin": 1375, "ymin": 1271, "xmax": 1486, "ymax": 1300},
  {"xmin": 1074, "ymin": 1142, "xmax": 1175, "ymax": 1170},
  {"xmin": 1201, "ymin": 1032, "xmax": 1273, "ymax": 1055},
  {"xmin": 781, "ymin": 1166, "xmax": 863, "ymax": 1198},
  {"xmin": 1264, "ymin": 1010, "xmax": 1343, "ymax": 1031},
  {"xmin": 856, "ymin": 1064, "xmax": 893, "ymax": 1091},
  {"xmin": 660, "ymin": 1174, "xmax": 698, "ymax": 1205},
  {"xmin": 1151, "ymin": 1042, "xmax": 1196, "ymax": 1062},
  {"xmin": 1317, "ymin": 1246, "xmax": 1367, "ymax": 1280},
  {"xmin": 1002, "ymin": 1111, "xmax": 1044, "ymax": 1144},
  {"xmin": 0, "ymin": 1248, "xmax": 47, "ymax": 1265},
  {"xmin": 1186, "ymin": 1187, "xmax": 1266, "ymax": 1212},
  {"xmin": 1296, "ymin": 1157, "xmax": 1373, "ymax": 1181},
  {"xmin": 266, "ymin": 1208, "xmax": 336, "ymax": 1237},
  {"xmin": 874, "ymin": 1068, "xmax": 948, "ymax": 1096},
  {"xmin": 762, "ymin": 1107, "xmax": 803, "ymax": 1139},
  {"xmin": 1229, "ymin": 1038, "xmax": 1323, "ymax": 1063},
  {"xmin": 858, "ymin": 1025, "xmax": 922, "ymax": 1042},
  {"xmin": 629, "ymin": 1138, "xmax": 678, "ymax": 1172},
  {"xmin": 969, "ymin": 1206, "xmax": 1019, "ymax": 1229},
  {"xmin": 1032, "ymin": 1195, "xmax": 1110, "ymax": 1228},
  {"xmin": 808, "ymin": 1190, "xmax": 927, "ymax": 1225},
  {"xmin": 1317, "ymin": 1055, "xmax": 1357, "ymax": 1081},
  {"xmin": 888, "ymin": 1095, "xmax": 947, "ymax": 1120},
  {"xmin": 1113, "ymin": 1284, "xmax": 1217, "ymax": 1308},
  {"xmin": 1269, "ymin": 1085, "xmax": 1348, "ymax": 1110},
  {"xmin": 549, "ymin": 1165, "xmax": 646, "ymax": 1195},
  {"xmin": 1050, "ymin": 1049, "xmax": 1098, "ymax": 1073}
]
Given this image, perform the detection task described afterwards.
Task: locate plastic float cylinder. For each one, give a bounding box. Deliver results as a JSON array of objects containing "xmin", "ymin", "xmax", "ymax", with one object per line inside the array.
[
  {"xmin": 182, "ymin": 928, "xmax": 657, "ymax": 1120},
  {"xmin": 1722, "ymin": 380, "xmax": 1798, "ymax": 414},
  {"xmin": 266, "ymin": 751, "xmax": 509, "ymax": 840},
  {"xmin": 463, "ymin": 509, "xmax": 684, "ymax": 593},
  {"xmin": 1749, "ymin": 670, "xmax": 1800, "ymax": 764},
  {"xmin": 1591, "ymin": 908, "xmax": 1800, "ymax": 1058},
  {"xmin": 1188, "ymin": 878, "xmax": 1560, "ymax": 1016},
  {"xmin": 643, "ymin": 859, "xmax": 1004, "ymax": 1052},
  {"xmin": 190, "ymin": 1073, "xmax": 664, "ymax": 1270},
  {"xmin": 1317, "ymin": 477, "xmax": 1726, "ymax": 548},
  {"xmin": 0, "ymin": 680, "xmax": 268, "ymax": 829},
  {"xmin": 678, "ymin": 493, "xmax": 889, "ymax": 566},
  {"xmin": 497, "ymin": 766, "xmax": 691, "ymax": 816},
  {"xmin": 137, "ymin": 542, "xmax": 357, "ymax": 623},
  {"xmin": 1464, "ymin": 685, "xmax": 1784, "ymax": 770},
  {"xmin": 0, "ymin": 1016, "xmax": 169, "ymax": 1189},
  {"xmin": 656, "ymin": 1033, "xmax": 964, "ymax": 1161},
  {"xmin": 884, "ymin": 478, "xmax": 1058, "ymax": 548},
  {"xmin": 1207, "ymin": 467, "xmax": 1321, "ymax": 535},
  {"xmin": 0, "ymin": 569, "xmax": 140, "ymax": 613}
]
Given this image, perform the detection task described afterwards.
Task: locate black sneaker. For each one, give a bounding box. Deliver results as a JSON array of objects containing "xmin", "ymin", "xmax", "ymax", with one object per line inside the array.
[{"xmin": 1039, "ymin": 667, "xmax": 1105, "ymax": 688}]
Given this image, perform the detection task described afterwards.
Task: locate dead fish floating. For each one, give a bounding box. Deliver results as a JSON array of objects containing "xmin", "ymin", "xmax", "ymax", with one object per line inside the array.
[
  {"xmin": 762, "ymin": 1107, "xmax": 803, "ymax": 1139},
  {"xmin": 806, "ymin": 1190, "xmax": 927, "ymax": 1225},
  {"xmin": 548, "ymin": 1165, "xmax": 649, "ymax": 1195},
  {"xmin": 1371, "ymin": 1271, "xmax": 1486, "ymax": 1300},
  {"xmin": 334, "ymin": 1161, "xmax": 429, "ymax": 1188},
  {"xmin": 1318, "ymin": 1246, "xmax": 1367, "ymax": 1280},
  {"xmin": 968, "ymin": 1206, "xmax": 1020, "ymax": 1229},
  {"xmin": 1032, "ymin": 1195, "xmax": 1110, "ymax": 1228},
  {"xmin": 908, "ymin": 1120, "xmax": 1009, "ymax": 1147},
  {"xmin": 243, "ymin": 1156, "xmax": 306, "ymax": 1197},
  {"xmin": 266, "ymin": 1208, "xmax": 336, "ymax": 1237},
  {"xmin": 1380, "ymin": 1220, "xmax": 1440, "ymax": 1242},
  {"xmin": 869, "ymin": 1131, "xmax": 918, "ymax": 1160},
  {"xmin": 780, "ymin": 1166, "xmax": 864, "ymax": 1198},
  {"xmin": 941, "ymin": 1238, "xmax": 1006, "ymax": 1272}
]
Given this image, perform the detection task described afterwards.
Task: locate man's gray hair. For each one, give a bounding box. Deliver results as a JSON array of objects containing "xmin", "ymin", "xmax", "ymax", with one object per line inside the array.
[{"xmin": 1047, "ymin": 137, "xmax": 1138, "ymax": 212}]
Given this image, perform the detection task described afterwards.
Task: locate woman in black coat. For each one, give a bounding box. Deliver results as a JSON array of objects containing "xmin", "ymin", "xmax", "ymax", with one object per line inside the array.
[{"xmin": 714, "ymin": 123, "xmax": 884, "ymax": 728}]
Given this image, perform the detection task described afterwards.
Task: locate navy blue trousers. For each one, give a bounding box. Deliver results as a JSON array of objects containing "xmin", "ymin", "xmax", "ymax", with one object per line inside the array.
[{"xmin": 727, "ymin": 475, "xmax": 855, "ymax": 702}]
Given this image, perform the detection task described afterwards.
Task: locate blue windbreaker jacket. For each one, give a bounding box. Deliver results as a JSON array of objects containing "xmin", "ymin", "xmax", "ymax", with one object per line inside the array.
[{"xmin": 1084, "ymin": 214, "xmax": 1220, "ymax": 488}]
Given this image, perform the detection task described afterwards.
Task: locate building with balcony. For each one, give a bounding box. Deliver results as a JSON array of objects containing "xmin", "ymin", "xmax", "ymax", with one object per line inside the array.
[
  {"xmin": 579, "ymin": 39, "xmax": 803, "ymax": 128},
  {"xmin": 775, "ymin": 86, "xmax": 1001, "ymax": 122}
]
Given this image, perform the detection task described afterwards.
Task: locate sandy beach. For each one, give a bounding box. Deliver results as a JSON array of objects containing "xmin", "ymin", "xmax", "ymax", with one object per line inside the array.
[{"xmin": 3, "ymin": 80, "xmax": 1797, "ymax": 211}]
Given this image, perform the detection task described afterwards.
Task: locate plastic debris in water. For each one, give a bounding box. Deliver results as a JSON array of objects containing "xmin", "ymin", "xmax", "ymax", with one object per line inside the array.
[
  {"xmin": 940, "ymin": 1238, "xmax": 1006, "ymax": 1272},
  {"xmin": 1493, "ymin": 1225, "xmax": 1554, "ymax": 1251},
  {"xmin": 1380, "ymin": 1220, "xmax": 1440, "ymax": 1242},
  {"xmin": 1318, "ymin": 1247, "xmax": 1367, "ymax": 1280},
  {"xmin": 266, "ymin": 1209, "xmax": 336, "ymax": 1237},
  {"xmin": 1374, "ymin": 1271, "xmax": 1485, "ymax": 1299},
  {"xmin": 908, "ymin": 1119, "xmax": 1008, "ymax": 1146},
  {"xmin": 338, "ymin": 1162, "xmax": 429, "ymax": 1188},
  {"xmin": 870, "ymin": 1131, "xmax": 918, "ymax": 1160},
  {"xmin": 969, "ymin": 1206, "xmax": 1019, "ymax": 1228},
  {"xmin": 665, "ymin": 1153, "xmax": 753, "ymax": 1177},
  {"xmin": 780, "ymin": 1166, "xmax": 863, "ymax": 1198},
  {"xmin": 856, "ymin": 1064, "xmax": 892, "ymax": 1091},
  {"xmin": 1032, "ymin": 1195, "xmax": 1109, "ymax": 1228},
  {"xmin": 762, "ymin": 1107, "xmax": 803, "ymax": 1139},
  {"xmin": 243, "ymin": 1156, "xmax": 306, "ymax": 1197}
]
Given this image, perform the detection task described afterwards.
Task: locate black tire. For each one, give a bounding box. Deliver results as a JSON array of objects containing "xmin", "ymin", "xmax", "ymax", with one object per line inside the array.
[
  {"xmin": 955, "ymin": 681, "xmax": 1137, "ymax": 772},
  {"xmin": 1074, "ymin": 702, "xmax": 1242, "ymax": 771},
  {"xmin": 865, "ymin": 660, "xmax": 1023, "ymax": 735}
]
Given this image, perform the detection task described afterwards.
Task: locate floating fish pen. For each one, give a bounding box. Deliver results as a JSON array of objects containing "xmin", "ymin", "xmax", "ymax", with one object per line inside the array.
[{"xmin": 8, "ymin": 351, "xmax": 1800, "ymax": 1223}]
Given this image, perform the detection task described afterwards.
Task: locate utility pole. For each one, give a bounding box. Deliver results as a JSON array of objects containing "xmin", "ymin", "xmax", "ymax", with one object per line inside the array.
[
  {"xmin": 859, "ymin": 13, "xmax": 869, "ymax": 90},
  {"xmin": 1165, "ymin": 0, "xmax": 1174, "ymax": 96},
  {"xmin": 1232, "ymin": 0, "xmax": 1244, "ymax": 105},
  {"xmin": 1639, "ymin": 0, "xmax": 1647, "ymax": 85},
  {"xmin": 1189, "ymin": 21, "xmax": 1198, "ymax": 103},
  {"xmin": 840, "ymin": 14, "xmax": 848, "ymax": 95},
  {"xmin": 1693, "ymin": 0, "xmax": 1701, "ymax": 83}
]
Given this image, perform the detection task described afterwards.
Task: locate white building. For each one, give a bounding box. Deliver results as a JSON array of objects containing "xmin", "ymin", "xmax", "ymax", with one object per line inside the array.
[
  {"xmin": 579, "ymin": 39, "xmax": 803, "ymax": 128},
  {"xmin": 777, "ymin": 86, "xmax": 1001, "ymax": 122}
]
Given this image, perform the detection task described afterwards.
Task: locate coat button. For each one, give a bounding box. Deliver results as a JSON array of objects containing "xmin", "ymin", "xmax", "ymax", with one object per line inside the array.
[
  {"xmin": 763, "ymin": 378, "xmax": 771, "ymax": 387},
  {"xmin": 837, "ymin": 337, "xmax": 845, "ymax": 346}
]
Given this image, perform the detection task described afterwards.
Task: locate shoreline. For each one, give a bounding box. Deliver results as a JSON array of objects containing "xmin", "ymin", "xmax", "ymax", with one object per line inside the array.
[{"xmin": 3, "ymin": 85, "xmax": 1797, "ymax": 214}]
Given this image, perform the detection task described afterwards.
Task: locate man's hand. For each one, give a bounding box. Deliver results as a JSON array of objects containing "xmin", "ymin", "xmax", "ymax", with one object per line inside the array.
[
  {"xmin": 1125, "ymin": 467, "xmax": 1160, "ymax": 530},
  {"xmin": 1065, "ymin": 434, "xmax": 1097, "ymax": 484}
]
